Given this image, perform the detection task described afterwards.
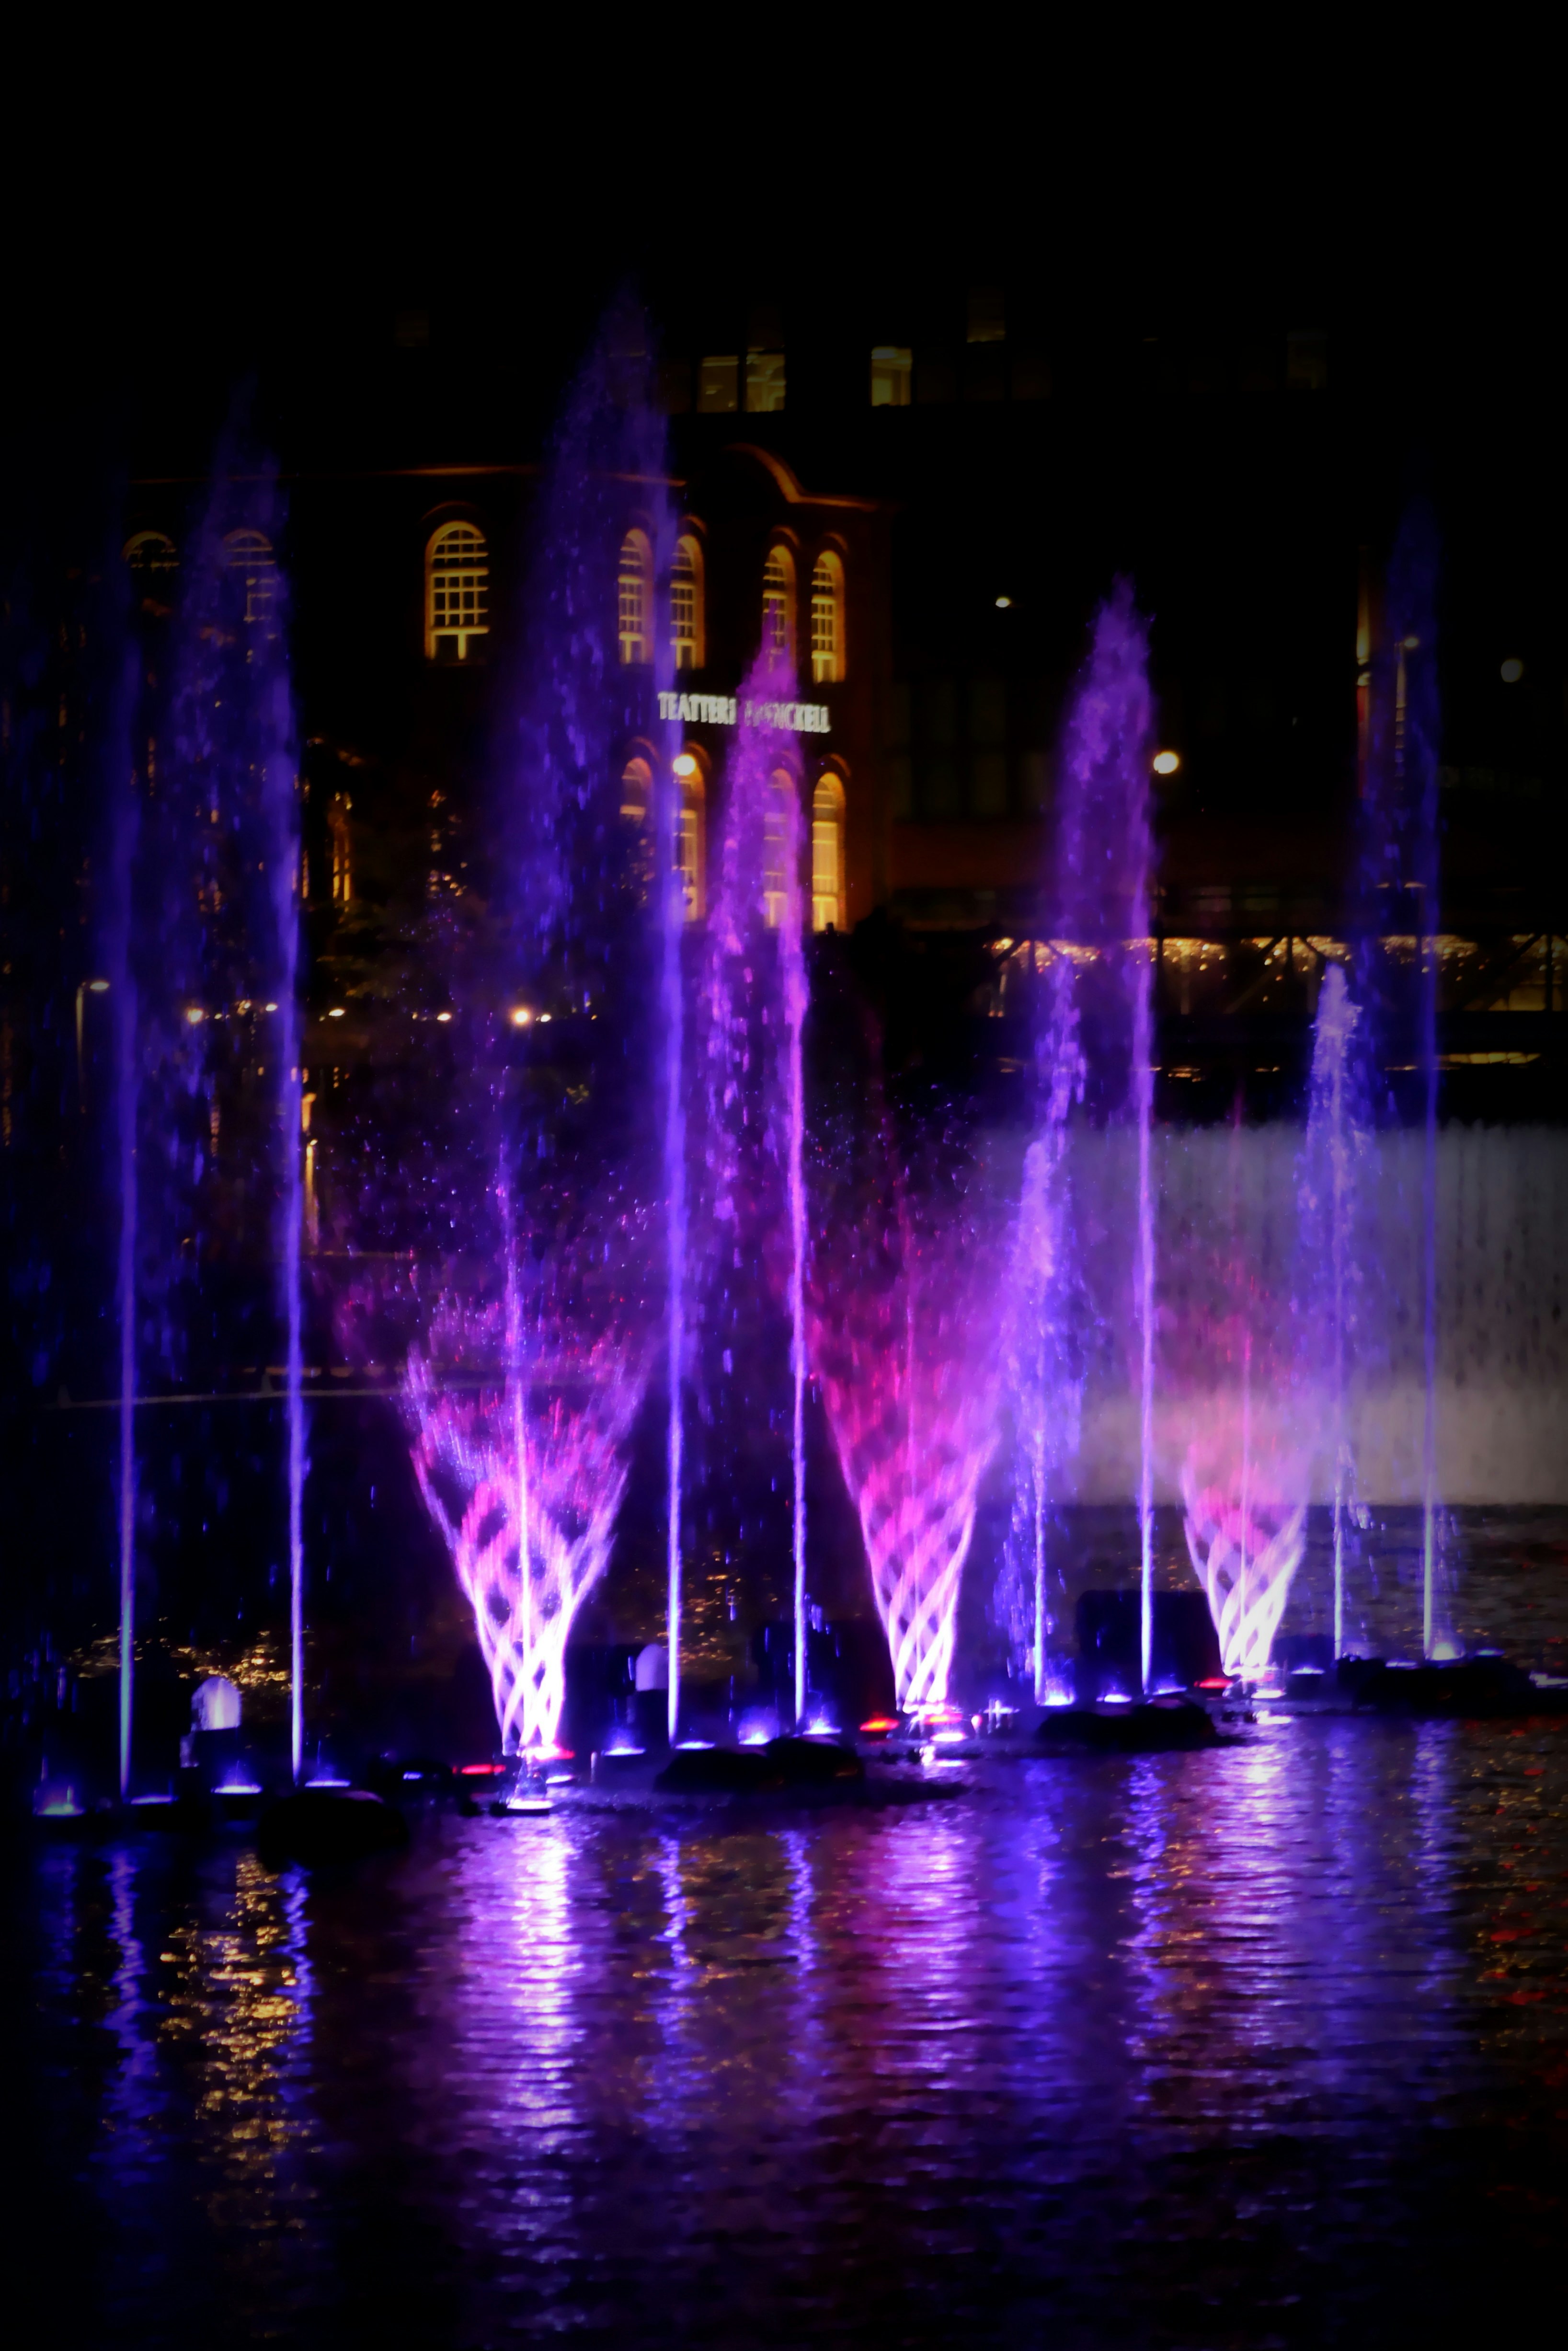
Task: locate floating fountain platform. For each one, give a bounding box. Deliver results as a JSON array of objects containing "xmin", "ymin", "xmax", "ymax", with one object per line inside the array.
[
  {"xmin": 655, "ymin": 1736, "xmax": 865, "ymax": 1797},
  {"xmin": 1035, "ymin": 1699, "xmax": 1222, "ymax": 1755}
]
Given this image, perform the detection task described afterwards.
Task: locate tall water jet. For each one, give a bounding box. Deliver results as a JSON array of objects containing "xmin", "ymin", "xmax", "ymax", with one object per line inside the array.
[
  {"xmin": 1013, "ymin": 582, "xmax": 1156, "ymax": 1689},
  {"xmin": 108, "ymin": 691, "xmax": 139, "ymax": 1799},
  {"xmin": 1358, "ymin": 507, "xmax": 1442, "ymax": 1653},
  {"xmin": 129, "ymin": 454, "xmax": 302, "ymax": 1777},
  {"xmin": 812, "ymin": 1022, "xmax": 1004, "ymax": 1712},
  {"xmin": 1298, "ymin": 961, "xmax": 1369, "ymax": 1657},
  {"xmin": 698, "ymin": 654, "xmax": 811, "ymax": 1724},
  {"xmin": 371, "ymin": 309, "xmax": 668, "ymax": 1754}
]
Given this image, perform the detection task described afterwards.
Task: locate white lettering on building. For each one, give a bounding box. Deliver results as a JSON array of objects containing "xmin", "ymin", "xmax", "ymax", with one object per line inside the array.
[{"xmin": 656, "ymin": 691, "xmax": 830, "ymax": 736}]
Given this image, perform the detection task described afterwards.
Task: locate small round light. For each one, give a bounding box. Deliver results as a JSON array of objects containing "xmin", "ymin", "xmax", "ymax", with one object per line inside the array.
[
  {"xmin": 264, "ymin": 1003, "xmax": 278, "ymax": 1013},
  {"xmin": 537, "ymin": 1012, "xmax": 552, "ymax": 1025},
  {"xmin": 185, "ymin": 1006, "xmax": 205, "ymax": 1025},
  {"xmin": 326, "ymin": 1006, "xmax": 345, "ymax": 1019},
  {"xmin": 1500, "ymin": 657, "xmax": 1524, "ymax": 684},
  {"xmin": 510, "ymin": 1006, "xmax": 533, "ymax": 1028},
  {"xmin": 1152, "ymin": 749, "xmax": 1181, "ymax": 776},
  {"xmin": 673, "ymin": 752, "xmax": 699, "ymax": 777},
  {"xmin": 994, "ymin": 595, "xmax": 1013, "ymax": 610},
  {"xmin": 87, "ymin": 978, "xmax": 110, "ymax": 993},
  {"xmin": 435, "ymin": 1011, "xmax": 452, "ymax": 1024}
]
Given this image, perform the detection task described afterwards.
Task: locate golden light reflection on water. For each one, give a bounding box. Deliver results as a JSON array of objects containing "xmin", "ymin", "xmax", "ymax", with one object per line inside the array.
[{"xmin": 159, "ymin": 1855, "xmax": 314, "ymax": 2245}]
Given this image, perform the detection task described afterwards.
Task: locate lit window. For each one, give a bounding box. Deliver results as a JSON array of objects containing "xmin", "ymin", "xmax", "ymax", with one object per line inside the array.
[
  {"xmin": 223, "ymin": 529, "xmax": 276, "ymax": 625},
  {"xmin": 810, "ymin": 552, "xmax": 846, "ymax": 684},
  {"xmin": 426, "ymin": 522, "xmax": 489, "ymax": 661},
  {"xmin": 745, "ymin": 347, "xmax": 786, "ymax": 413},
  {"xmin": 619, "ymin": 756, "xmax": 651, "ymax": 828},
  {"xmin": 329, "ymin": 793, "xmax": 353, "ymax": 904},
  {"xmin": 811, "ymin": 774, "xmax": 846, "ymax": 931},
  {"xmin": 618, "ymin": 529, "xmax": 652, "ymax": 665},
  {"xmin": 671, "ymin": 536, "xmax": 704, "ymax": 670},
  {"xmin": 697, "ymin": 356, "xmax": 739, "ymax": 413},
  {"xmin": 677, "ymin": 761, "xmax": 706, "ymax": 921},
  {"xmin": 763, "ymin": 768, "xmax": 796, "ymax": 929},
  {"xmin": 870, "ymin": 347, "xmax": 912, "ymax": 407},
  {"xmin": 123, "ymin": 530, "xmax": 178, "ymax": 582},
  {"xmin": 762, "ymin": 547, "xmax": 795, "ymax": 663}
]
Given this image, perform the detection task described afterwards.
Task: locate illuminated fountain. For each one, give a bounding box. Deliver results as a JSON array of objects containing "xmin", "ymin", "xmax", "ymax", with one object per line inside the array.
[
  {"xmin": 404, "ymin": 1224, "xmax": 652, "ymax": 1755},
  {"xmin": 1008, "ymin": 581, "xmax": 1157, "ymax": 1694},
  {"xmin": 812, "ymin": 1108, "xmax": 1004, "ymax": 1712},
  {"xmin": 111, "ymin": 455, "xmax": 305, "ymax": 1787},
  {"xmin": 694, "ymin": 650, "xmax": 812, "ymax": 1723},
  {"xmin": 1296, "ymin": 961, "xmax": 1370, "ymax": 1657},
  {"xmin": 1356, "ymin": 506, "xmax": 1444, "ymax": 1654}
]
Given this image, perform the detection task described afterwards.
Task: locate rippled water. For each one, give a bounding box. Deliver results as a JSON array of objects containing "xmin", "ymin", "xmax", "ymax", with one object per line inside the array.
[{"xmin": 10, "ymin": 1718, "xmax": 1568, "ymax": 2347}]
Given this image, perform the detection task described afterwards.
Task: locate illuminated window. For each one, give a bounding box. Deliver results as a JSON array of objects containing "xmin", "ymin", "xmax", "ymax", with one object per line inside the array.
[
  {"xmin": 223, "ymin": 529, "xmax": 276, "ymax": 625},
  {"xmin": 426, "ymin": 522, "xmax": 489, "ymax": 661},
  {"xmin": 763, "ymin": 768, "xmax": 796, "ymax": 928},
  {"xmin": 697, "ymin": 355, "xmax": 739, "ymax": 412},
  {"xmin": 123, "ymin": 530, "xmax": 178, "ymax": 582},
  {"xmin": 870, "ymin": 347, "xmax": 912, "ymax": 406},
  {"xmin": 677, "ymin": 762, "xmax": 706, "ymax": 921},
  {"xmin": 619, "ymin": 755, "xmax": 651, "ymax": 829},
  {"xmin": 810, "ymin": 552, "xmax": 845, "ymax": 684},
  {"xmin": 329, "ymin": 793, "xmax": 353, "ymax": 905},
  {"xmin": 811, "ymin": 773, "xmax": 846, "ymax": 932},
  {"xmin": 745, "ymin": 347, "xmax": 786, "ymax": 413},
  {"xmin": 762, "ymin": 547, "xmax": 795, "ymax": 663},
  {"xmin": 618, "ymin": 529, "xmax": 652, "ymax": 665},
  {"xmin": 671, "ymin": 535, "xmax": 704, "ymax": 670}
]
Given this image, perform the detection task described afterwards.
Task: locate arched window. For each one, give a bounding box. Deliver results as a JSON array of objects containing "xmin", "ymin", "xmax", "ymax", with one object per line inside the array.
[
  {"xmin": 761, "ymin": 546, "xmax": 795, "ymax": 663},
  {"xmin": 671, "ymin": 534, "xmax": 704, "ymax": 670},
  {"xmin": 223, "ymin": 529, "xmax": 276, "ymax": 625},
  {"xmin": 676, "ymin": 756, "xmax": 706, "ymax": 921},
  {"xmin": 619, "ymin": 755, "xmax": 651, "ymax": 829},
  {"xmin": 810, "ymin": 551, "xmax": 846, "ymax": 684},
  {"xmin": 329, "ymin": 792, "xmax": 353, "ymax": 905},
  {"xmin": 763, "ymin": 768, "xmax": 797, "ymax": 929},
  {"xmin": 618, "ymin": 529, "xmax": 652, "ymax": 665},
  {"xmin": 812, "ymin": 772, "xmax": 846, "ymax": 932},
  {"xmin": 124, "ymin": 530, "xmax": 178, "ymax": 581},
  {"xmin": 426, "ymin": 522, "xmax": 489, "ymax": 661}
]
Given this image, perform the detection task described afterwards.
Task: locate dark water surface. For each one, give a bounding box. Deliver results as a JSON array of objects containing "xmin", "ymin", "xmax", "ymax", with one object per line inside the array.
[{"xmin": 9, "ymin": 1719, "xmax": 1568, "ymax": 2348}]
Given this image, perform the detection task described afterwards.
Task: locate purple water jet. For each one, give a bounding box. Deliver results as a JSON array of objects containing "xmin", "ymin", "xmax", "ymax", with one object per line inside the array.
[{"xmin": 1012, "ymin": 582, "xmax": 1156, "ymax": 1690}]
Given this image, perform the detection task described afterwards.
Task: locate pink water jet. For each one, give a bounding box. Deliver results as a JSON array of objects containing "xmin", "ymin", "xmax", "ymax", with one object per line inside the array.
[
  {"xmin": 403, "ymin": 1266, "xmax": 650, "ymax": 1756},
  {"xmin": 812, "ymin": 1143, "xmax": 1003, "ymax": 1711}
]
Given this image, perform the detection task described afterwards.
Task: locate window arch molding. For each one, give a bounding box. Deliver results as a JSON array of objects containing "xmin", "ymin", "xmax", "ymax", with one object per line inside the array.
[
  {"xmin": 670, "ymin": 528, "xmax": 706, "ymax": 670},
  {"xmin": 761, "ymin": 540, "xmax": 797, "ymax": 666},
  {"xmin": 223, "ymin": 528, "xmax": 278, "ymax": 626},
  {"xmin": 809, "ymin": 545, "xmax": 847, "ymax": 684},
  {"xmin": 811, "ymin": 763, "xmax": 847, "ymax": 932},
  {"xmin": 618, "ymin": 525, "xmax": 653, "ymax": 666},
  {"xmin": 424, "ymin": 514, "xmax": 490, "ymax": 662}
]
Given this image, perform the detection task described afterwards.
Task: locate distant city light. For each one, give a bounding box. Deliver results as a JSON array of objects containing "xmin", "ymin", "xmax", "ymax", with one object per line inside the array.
[
  {"xmin": 537, "ymin": 1012, "xmax": 552, "ymax": 1024},
  {"xmin": 673, "ymin": 752, "xmax": 699, "ymax": 777},
  {"xmin": 435, "ymin": 1011, "xmax": 452, "ymax": 1024},
  {"xmin": 1500, "ymin": 657, "xmax": 1524, "ymax": 683},
  {"xmin": 327, "ymin": 1006, "xmax": 345, "ymax": 1019},
  {"xmin": 87, "ymin": 978, "xmax": 110, "ymax": 993},
  {"xmin": 510, "ymin": 1006, "xmax": 533, "ymax": 1027},
  {"xmin": 1153, "ymin": 749, "xmax": 1181, "ymax": 776},
  {"xmin": 185, "ymin": 1006, "xmax": 205, "ymax": 1025},
  {"xmin": 264, "ymin": 1002, "xmax": 277, "ymax": 1012},
  {"xmin": 994, "ymin": 595, "xmax": 1013, "ymax": 609}
]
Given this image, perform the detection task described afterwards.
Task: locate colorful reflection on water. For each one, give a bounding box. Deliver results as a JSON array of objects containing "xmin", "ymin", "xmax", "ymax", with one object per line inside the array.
[{"xmin": 13, "ymin": 1719, "xmax": 1567, "ymax": 2346}]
